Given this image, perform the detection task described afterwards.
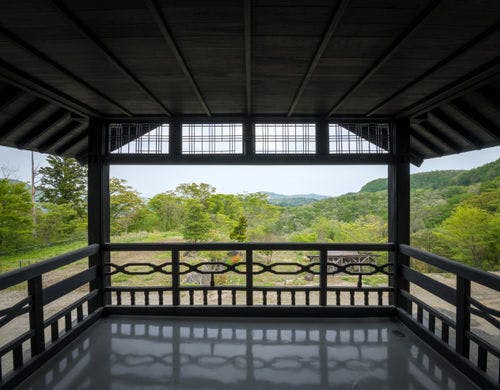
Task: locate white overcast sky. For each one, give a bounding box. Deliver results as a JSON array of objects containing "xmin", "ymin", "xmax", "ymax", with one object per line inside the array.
[{"xmin": 0, "ymin": 145, "xmax": 498, "ymax": 198}]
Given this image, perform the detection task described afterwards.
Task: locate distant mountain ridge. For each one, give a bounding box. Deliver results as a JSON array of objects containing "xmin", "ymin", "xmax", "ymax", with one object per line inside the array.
[{"xmin": 262, "ymin": 192, "xmax": 329, "ymax": 206}]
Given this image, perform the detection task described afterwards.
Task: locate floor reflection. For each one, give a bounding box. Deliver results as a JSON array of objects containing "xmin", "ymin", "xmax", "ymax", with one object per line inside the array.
[{"xmin": 19, "ymin": 317, "xmax": 476, "ymax": 390}]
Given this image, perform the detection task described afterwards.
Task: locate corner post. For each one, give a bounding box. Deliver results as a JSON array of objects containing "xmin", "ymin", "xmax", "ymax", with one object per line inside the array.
[
  {"xmin": 388, "ymin": 118, "xmax": 410, "ymax": 310},
  {"xmin": 88, "ymin": 118, "xmax": 110, "ymax": 312}
]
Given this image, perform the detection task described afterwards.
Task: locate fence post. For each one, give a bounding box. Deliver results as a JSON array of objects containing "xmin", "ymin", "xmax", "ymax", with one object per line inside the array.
[
  {"xmin": 246, "ymin": 249, "xmax": 253, "ymax": 306},
  {"xmin": 172, "ymin": 250, "xmax": 180, "ymax": 306},
  {"xmin": 28, "ymin": 275, "xmax": 45, "ymax": 355},
  {"xmin": 456, "ymin": 276, "xmax": 471, "ymax": 358},
  {"xmin": 320, "ymin": 249, "xmax": 328, "ymax": 306}
]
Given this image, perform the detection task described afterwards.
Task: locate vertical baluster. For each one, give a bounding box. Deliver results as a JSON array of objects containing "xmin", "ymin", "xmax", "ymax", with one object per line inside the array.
[
  {"xmin": 428, "ymin": 314, "xmax": 435, "ymax": 333},
  {"xmin": 320, "ymin": 250, "xmax": 327, "ymax": 306},
  {"xmin": 51, "ymin": 322, "xmax": 59, "ymax": 342},
  {"xmin": 172, "ymin": 250, "xmax": 180, "ymax": 306},
  {"xmin": 117, "ymin": 291, "xmax": 122, "ymax": 305},
  {"xmin": 189, "ymin": 290, "xmax": 194, "ymax": 305},
  {"xmin": 456, "ymin": 276, "xmax": 471, "ymax": 358},
  {"xmin": 246, "ymin": 249, "xmax": 253, "ymax": 306},
  {"xmin": 364, "ymin": 291, "xmax": 369, "ymax": 306},
  {"xmin": 144, "ymin": 291, "xmax": 149, "ymax": 306},
  {"xmin": 131, "ymin": 291, "xmax": 136, "ymax": 306},
  {"xmin": 158, "ymin": 291, "xmax": 163, "ymax": 305},
  {"xmin": 378, "ymin": 291, "xmax": 383, "ymax": 306},
  {"xmin": 305, "ymin": 290, "xmax": 310, "ymax": 306},
  {"xmin": 65, "ymin": 313, "xmax": 72, "ymax": 332},
  {"xmin": 232, "ymin": 290, "xmax": 237, "ymax": 305},
  {"xmin": 477, "ymin": 346, "xmax": 487, "ymax": 372},
  {"xmin": 349, "ymin": 291, "xmax": 355, "ymax": 306},
  {"xmin": 13, "ymin": 344, "xmax": 23, "ymax": 370},
  {"xmin": 442, "ymin": 323, "xmax": 449, "ymax": 344},
  {"xmin": 291, "ymin": 290, "xmax": 296, "ymax": 306},
  {"xmin": 203, "ymin": 290, "xmax": 208, "ymax": 305},
  {"xmin": 217, "ymin": 290, "xmax": 222, "ymax": 305},
  {"xmin": 336, "ymin": 290, "xmax": 340, "ymax": 305},
  {"xmin": 263, "ymin": 291, "xmax": 267, "ymax": 306},
  {"xmin": 77, "ymin": 305, "xmax": 84, "ymax": 322},
  {"xmin": 417, "ymin": 306, "xmax": 423, "ymax": 323},
  {"xmin": 277, "ymin": 290, "xmax": 281, "ymax": 306}
]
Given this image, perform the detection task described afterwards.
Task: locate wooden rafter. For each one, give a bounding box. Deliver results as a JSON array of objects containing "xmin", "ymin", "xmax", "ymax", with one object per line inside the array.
[
  {"xmin": 37, "ymin": 121, "xmax": 83, "ymax": 152},
  {"xmin": 50, "ymin": 0, "xmax": 172, "ymax": 116},
  {"xmin": 287, "ymin": 0, "xmax": 350, "ymax": 116},
  {"xmin": 0, "ymin": 23, "xmax": 133, "ymax": 117},
  {"xmin": 0, "ymin": 99, "xmax": 50, "ymax": 142},
  {"xmin": 144, "ymin": 0, "xmax": 210, "ymax": 116},
  {"xmin": 427, "ymin": 110, "xmax": 482, "ymax": 148},
  {"xmin": 16, "ymin": 109, "xmax": 70, "ymax": 148},
  {"xmin": 0, "ymin": 85, "xmax": 23, "ymax": 111},
  {"xmin": 366, "ymin": 19, "xmax": 500, "ymax": 116},
  {"xmin": 410, "ymin": 125, "xmax": 444, "ymax": 156},
  {"xmin": 416, "ymin": 121, "xmax": 462, "ymax": 153},
  {"xmin": 449, "ymin": 99, "xmax": 500, "ymax": 141},
  {"xmin": 55, "ymin": 130, "xmax": 88, "ymax": 155},
  {"xmin": 327, "ymin": 0, "xmax": 442, "ymax": 116}
]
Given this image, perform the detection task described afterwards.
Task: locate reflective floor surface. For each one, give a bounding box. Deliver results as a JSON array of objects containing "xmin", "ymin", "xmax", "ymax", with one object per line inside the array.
[{"xmin": 19, "ymin": 316, "xmax": 477, "ymax": 390}]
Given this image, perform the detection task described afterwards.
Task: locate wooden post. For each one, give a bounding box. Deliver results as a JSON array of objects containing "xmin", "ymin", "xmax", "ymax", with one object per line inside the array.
[
  {"xmin": 456, "ymin": 276, "xmax": 471, "ymax": 358},
  {"xmin": 316, "ymin": 118, "xmax": 329, "ymax": 156},
  {"xmin": 246, "ymin": 249, "xmax": 253, "ymax": 306},
  {"xmin": 88, "ymin": 118, "xmax": 110, "ymax": 311},
  {"xmin": 319, "ymin": 249, "xmax": 328, "ymax": 306},
  {"xmin": 170, "ymin": 118, "xmax": 182, "ymax": 157},
  {"xmin": 28, "ymin": 275, "xmax": 45, "ymax": 355},
  {"xmin": 172, "ymin": 250, "xmax": 180, "ymax": 306},
  {"xmin": 388, "ymin": 118, "xmax": 411, "ymax": 310},
  {"xmin": 243, "ymin": 118, "xmax": 254, "ymax": 156}
]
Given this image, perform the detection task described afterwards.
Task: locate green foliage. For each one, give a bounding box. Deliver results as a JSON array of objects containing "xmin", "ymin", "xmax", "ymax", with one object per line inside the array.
[
  {"xmin": 110, "ymin": 177, "xmax": 144, "ymax": 234},
  {"xmin": 230, "ymin": 216, "xmax": 248, "ymax": 242},
  {"xmin": 35, "ymin": 203, "xmax": 86, "ymax": 244},
  {"xmin": 0, "ymin": 179, "xmax": 33, "ymax": 251},
  {"xmin": 182, "ymin": 199, "xmax": 212, "ymax": 242},
  {"xmin": 38, "ymin": 156, "xmax": 87, "ymax": 216},
  {"xmin": 148, "ymin": 192, "xmax": 184, "ymax": 231}
]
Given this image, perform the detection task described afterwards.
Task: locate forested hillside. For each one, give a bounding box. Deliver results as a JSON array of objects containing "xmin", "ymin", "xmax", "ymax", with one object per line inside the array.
[{"xmin": 1, "ymin": 158, "xmax": 498, "ymax": 270}]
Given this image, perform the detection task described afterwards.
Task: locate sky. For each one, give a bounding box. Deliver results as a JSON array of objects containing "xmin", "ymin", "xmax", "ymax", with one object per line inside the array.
[{"xmin": 0, "ymin": 145, "xmax": 498, "ymax": 198}]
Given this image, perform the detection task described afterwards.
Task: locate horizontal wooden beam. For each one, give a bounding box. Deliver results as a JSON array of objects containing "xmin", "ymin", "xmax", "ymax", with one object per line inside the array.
[
  {"xmin": 0, "ymin": 23, "xmax": 133, "ymax": 117},
  {"xmin": 287, "ymin": 0, "xmax": 349, "ymax": 116},
  {"xmin": 16, "ymin": 109, "xmax": 70, "ymax": 148},
  {"xmin": 0, "ymin": 99, "xmax": 50, "ymax": 142},
  {"xmin": 327, "ymin": 0, "xmax": 441, "ymax": 116},
  {"xmin": 397, "ymin": 56, "xmax": 500, "ymax": 118},
  {"xmin": 0, "ymin": 57, "xmax": 101, "ymax": 117},
  {"xmin": 145, "ymin": 0, "xmax": 210, "ymax": 116},
  {"xmin": 50, "ymin": 0, "xmax": 171, "ymax": 116},
  {"xmin": 366, "ymin": 19, "xmax": 500, "ymax": 116},
  {"xmin": 244, "ymin": 0, "xmax": 251, "ymax": 115}
]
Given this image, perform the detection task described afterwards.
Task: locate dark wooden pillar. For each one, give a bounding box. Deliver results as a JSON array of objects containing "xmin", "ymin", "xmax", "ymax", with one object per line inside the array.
[
  {"xmin": 88, "ymin": 118, "xmax": 110, "ymax": 311},
  {"xmin": 243, "ymin": 118, "xmax": 254, "ymax": 156},
  {"xmin": 170, "ymin": 118, "xmax": 182, "ymax": 157},
  {"xmin": 388, "ymin": 118, "xmax": 411, "ymax": 310},
  {"xmin": 316, "ymin": 118, "xmax": 329, "ymax": 156}
]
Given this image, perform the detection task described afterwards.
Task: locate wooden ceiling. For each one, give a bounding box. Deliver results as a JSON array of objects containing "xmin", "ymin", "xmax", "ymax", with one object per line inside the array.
[{"xmin": 0, "ymin": 0, "xmax": 499, "ymax": 161}]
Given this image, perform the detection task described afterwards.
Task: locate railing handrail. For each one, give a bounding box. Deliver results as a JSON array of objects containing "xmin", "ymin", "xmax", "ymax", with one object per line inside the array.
[
  {"xmin": 0, "ymin": 244, "xmax": 100, "ymax": 290},
  {"xmin": 105, "ymin": 242, "xmax": 394, "ymax": 251},
  {"xmin": 400, "ymin": 244, "xmax": 500, "ymax": 291}
]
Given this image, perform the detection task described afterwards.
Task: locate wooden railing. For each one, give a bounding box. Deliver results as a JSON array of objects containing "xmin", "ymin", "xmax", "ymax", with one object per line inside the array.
[
  {"xmin": 398, "ymin": 244, "xmax": 500, "ymax": 389},
  {"xmin": 104, "ymin": 242, "xmax": 395, "ymax": 316},
  {"xmin": 0, "ymin": 244, "xmax": 100, "ymax": 389}
]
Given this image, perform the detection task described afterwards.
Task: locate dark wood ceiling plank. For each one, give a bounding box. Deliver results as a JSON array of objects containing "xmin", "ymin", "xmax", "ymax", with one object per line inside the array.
[
  {"xmin": 418, "ymin": 121, "xmax": 462, "ymax": 153},
  {"xmin": 37, "ymin": 120, "xmax": 83, "ymax": 152},
  {"xmin": 0, "ymin": 99, "xmax": 50, "ymax": 142},
  {"xmin": 327, "ymin": 0, "xmax": 442, "ymax": 116},
  {"xmin": 449, "ymin": 99, "xmax": 500, "ymax": 141},
  {"xmin": 477, "ymin": 87, "xmax": 500, "ymax": 110},
  {"xmin": 55, "ymin": 129, "xmax": 88, "ymax": 155},
  {"xmin": 144, "ymin": 0, "xmax": 210, "ymax": 116},
  {"xmin": 0, "ymin": 23, "xmax": 133, "ymax": 117},
  {"xmin": 16, "ymin": 109, "xmax": 70, "ymax": 148},
  {"xmin": 427, "ymin": 109, "xmax": 482, "ymax": 148},
  {"xmin": 396, "ymin": 56, "xmax": 500, "ymax": 118},
  {"xmin": 0, "ymin": 85, "xmax": 23, "ymax": 112},
  {"xmin": 50, "ymin": 0, "xmax": 171, "ymax": 116},
  {"xmin": 410, "ymin": 124, "xmax": 445, "ymax": 156},
  {"xmin": 244, "ymin": 0, "xmax": 251, "ymax": 115},
  {"xmin": 0, "ymin": 58, "xmax": 102, "ymax": 117},
  {"xmin": 366, "ymin": 19, "xmax": 500, "ymax": 117},
  {"xmin": 287, "ymin": 0, "xmax": 349, "ymax": 117}
]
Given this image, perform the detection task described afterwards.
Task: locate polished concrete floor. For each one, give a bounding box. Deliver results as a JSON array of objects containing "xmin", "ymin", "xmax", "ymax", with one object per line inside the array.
[{"xmin": 19, "ymin": 316, "xmax": 477, "ymax": 390}]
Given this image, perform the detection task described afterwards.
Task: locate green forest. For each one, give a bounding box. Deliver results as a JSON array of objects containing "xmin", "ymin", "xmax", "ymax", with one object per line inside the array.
[{"xmin": 0, "ymin": 157, "xmax": 498, "ymax": 271}]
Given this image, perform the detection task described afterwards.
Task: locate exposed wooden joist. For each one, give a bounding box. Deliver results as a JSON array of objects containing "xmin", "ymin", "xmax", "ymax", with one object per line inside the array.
[
  {"xmin": 477, "ymin": 87, "xmax": 500, "ymax": 110},
  {"xmin": 0, "ymin": 58, "xmax": 101, "ymax": 117},
  {"xmin": 0, "ymin": 99, "xmax": 50, "ymax": 142},
  {"xmin": 0, "ymin": 23, "xmax": 133, "ymax": 117},
  {"xmin": 55, "ymin": 129, "xmax": 88, "ymax": 155},
  {"xmin": 415, "ymin": 121, "xmax": 462, "ymax": 153},
  {"xmin": 0, "ymin": 85, "xmax": 23, "ymax": 111},
  {"xmin": 37, "ymin": 121, "xmax": 83, "ymax": 152},
  {"xmin": 396, "ymin": 56, "xmax": 500, "ymax": 118},
  {"xmin": 50, "ymin": 0, "xmax": 172, "ymax": 116},
  {"xmin": 287, "ymin": 0, "xmax": 350, "ymax": 116},
  {"xmin": 327, "ymin": 0, "xmax": 442, "ymax": 116},
  {"xmin": 244, "ymin": 0, "xmax": 252, "ymax": 115},
  {"xmin": 449, "ymin": 99, "xmax": 500, "ymax": 141},
  {"xmin": 427, "ymin": 110, "xmax": 482, "ymax": 148},
  {"xmin": 366, "ymin": 19, "xmax": 500, "ymax": 116},
  {"xmin": 16, "ymin": 109, "xmax": 70, "ymax": 148},
  {"xmin": 144, "ymin": 0, "xmax": 210, "ymax": 116},
  {"xmin": 410, "ymin": 127, "xmax": 444, "ymax": 156}
]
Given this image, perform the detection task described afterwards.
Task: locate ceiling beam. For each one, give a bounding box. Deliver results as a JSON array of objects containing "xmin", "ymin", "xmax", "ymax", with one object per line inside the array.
[
  {"xmin": 16, "ymin": 109, "xmax": 70, "ymax": 148},
  {"xmin": 396, "ymin": 56, "xmax": 500, "ymax": 118},
  {"xmin": 55, "ymin": 129, "xmax": 88, "ymax": 155},
  {"xmin": 0, "ymin": 85, "xmax": 23, "ymax": 111},
  {"xmin": 477, "ymin": 87, "xmax": 500, "ymax": 110},
  {"xmin": 449, "ymin": 99, "xmax": 500, "ymax": 141},
  {"xmin": 427, "ymin": 109, "xmax": 482, "ymax": 148},
  {"xmin": 0, "ymin": 23, "xmax": 133, "ymax": 117},
  {"xmin": 37, "ymin": 121, "xmax": 83, "ymax": 152},
  {"xmin": 366, "ymin": 19, "xmax": 500, "ymax": 116},
  {"xmin": 417, "ymin": 121, "xmax": 462, "ymax": 153},
  {"xmin": 50, "ymin": 0, "xmax": 172, "ymax": 116},
  {"xmin": 144, "ymin": 0, "xmax": 210, "ymax": 116},
  {"xmin": 410, "ymin": 125, "xmax": 445, "ymax": 156},
  {"xmin": 0, "ymin": 58, "xmax": 101, "ymax": 117},
  {"xmin": 0, "ymin": 99, "xmax": 50, "ymax": 142},
  {"xmin": 244, "ymin": 0, "xmax": 252, "ymax": 115},
  {"xmin": 327, "ymin": 0, "xmax": 441, "ymax": 116},
  {"xmin": 287, "ymin": 0, "xmax": 349, "ymax": 116}
]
